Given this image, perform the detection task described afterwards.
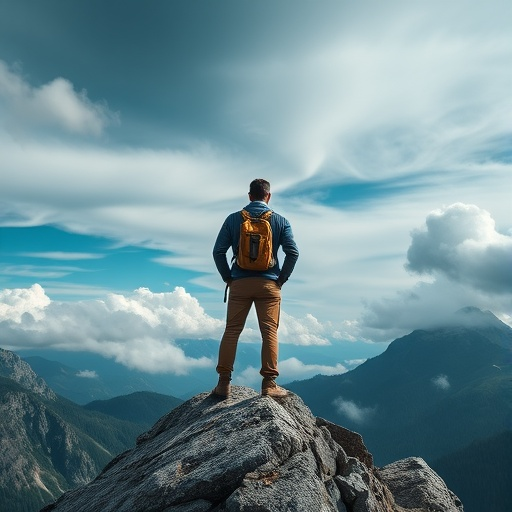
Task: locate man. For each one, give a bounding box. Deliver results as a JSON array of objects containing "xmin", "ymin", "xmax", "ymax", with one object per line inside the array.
[{"xmin": 212, "ymin": 179, "xmax": 299, "ymax": 398}]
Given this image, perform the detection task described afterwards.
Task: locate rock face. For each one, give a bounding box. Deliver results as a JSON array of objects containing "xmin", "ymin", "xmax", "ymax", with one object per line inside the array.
[
  {"xmin": 42, "ymin": 386, "xmax": 463, "ymax": 512},
  {"xmin": 0, "ymin": 347, "xmax": 56, "ymax": 400},
  {"xmin": 0, "ymin": 348, "xmax": 142, "ymax": 512}
]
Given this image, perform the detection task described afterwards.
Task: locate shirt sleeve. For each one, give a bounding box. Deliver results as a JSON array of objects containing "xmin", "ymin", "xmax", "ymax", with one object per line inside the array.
[
  {"xmin": 212, "ymin": 218, "xmax": 234, "ymax": 282},
  {"xmin": 277, "ymin": 219, "xmax": 299, "ymax": 284}
]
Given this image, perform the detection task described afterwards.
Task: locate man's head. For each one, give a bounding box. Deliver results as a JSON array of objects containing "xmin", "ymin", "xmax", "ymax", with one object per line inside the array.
[{"xmin": 249, "ymin": 179, "xmax": 271, "ymax": 203}]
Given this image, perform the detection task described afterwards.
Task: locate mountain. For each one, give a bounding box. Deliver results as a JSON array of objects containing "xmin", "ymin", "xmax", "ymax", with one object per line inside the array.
[
  {"xmin": 20, "ymin": 340, "xmax": 262, "ymax": 403},
  {"xmin": 42, "ymin": 386, "xmax": 463, "ymax": 512},
  {"xmin": 19, "ymin": 339, "xmax": 384, "ymax": 404},
  {"xmin": 433, "ymin": 430, "xmax": 512, "ymax": 512},
  {"xmin": 0, "ymin": 348, "xmax": 180, "ymax": 512},
  {"xmin": 21, "ymin": 351, "xmax": 206, "ymax": 403},
  {"xmin": 83, "ymin": 391, "xmax": 183, "ymax": 426},
  {"xmin": 286, "ymin": 307, "xmax": 512, "ymax": 512},
  {"xmin": 0, "ymin": 347, "xmax": 56, "ymax": 400}
]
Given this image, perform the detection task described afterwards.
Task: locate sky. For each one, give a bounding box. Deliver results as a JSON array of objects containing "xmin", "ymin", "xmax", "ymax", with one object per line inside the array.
[{"xmin": 0, "ymin": 0, "xmax": 511, "ymax": 383}]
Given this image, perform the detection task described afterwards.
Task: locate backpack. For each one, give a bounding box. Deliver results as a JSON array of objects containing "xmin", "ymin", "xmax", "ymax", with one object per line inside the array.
[{"xmin": 236, "ymin": 209, "xmax": 275, "ymax": 271}]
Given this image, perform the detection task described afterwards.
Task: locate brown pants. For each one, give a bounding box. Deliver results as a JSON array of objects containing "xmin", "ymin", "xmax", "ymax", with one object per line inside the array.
[{"xmin": 216, "ymin": 277, "xmax": 281, "ymax": 378}]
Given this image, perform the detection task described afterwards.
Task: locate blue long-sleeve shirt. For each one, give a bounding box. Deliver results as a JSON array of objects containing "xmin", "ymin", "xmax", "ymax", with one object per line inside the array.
[{"xmin": 213, "ymin": 201, "xmax": 299, "ymax": 284}]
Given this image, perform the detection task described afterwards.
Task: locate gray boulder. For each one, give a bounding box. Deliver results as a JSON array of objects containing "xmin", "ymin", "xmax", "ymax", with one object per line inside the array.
[
  {"xmin": 379, "ymin": 457, "xmax": 464, "ymax": 512},
  {"xmin": 42, "ymin": 386, "xmax": 462, "ymax": 512}
]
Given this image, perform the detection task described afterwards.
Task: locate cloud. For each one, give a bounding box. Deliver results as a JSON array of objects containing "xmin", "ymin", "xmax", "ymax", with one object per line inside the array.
[
  {"xmin": 406, "ymin": 203, "xmax": 512, "ymax": 294},
  {"xmin": 431, "ymin": 374, "xmax": 450, "ymax": 390},
  {"xmin": 0, "ymin": 264, "xmax": 88, "ymax": 278},
  {"xmin": 236, "ymin": 357, "xmax": 348, "ymax": 388},
  {"xmin": 20, "ymin": 252, "xmax": 105, "ymax": 260},
  {"xmin": 278, "ymin": 312, "xmax": 332, "ymax": 346},
  {"xmin": 0, "ymin": 284, "xmax": 219, "ymax": 374},
  {"xmin": 0, "ymin": 284, "xmax": 51, "ymax": 322},
  {"xmin": 225, "ymin": 4, "xmax": 512, "ymax": 181},
  {"xmin": 333, "ymin": 396, "xmax": 376, "ymax": 424},
  {"xmin": 76, "ymin": 370, "xmax": 98, "ymax": 379},
  {"xmin": 0, "ymin": 60, "xmax": 116, "ymax": 137},
  {"xmin": 0, "ymin": 284, "xmax": 347, "ymax": 374},
  {"xmin": 344, "ymin": 359, "xmax": 367, "ymax": 368},
  {"xmin": 359, "ymin": 204, "xmax": 512, "ymax": 341},
  {"xmin": 279, "ymin": 357, "xmax": 347, "ymax": 379},
  {"xmin": 1, "ymin": 2, "xmax": 511, "ymax": 346}
]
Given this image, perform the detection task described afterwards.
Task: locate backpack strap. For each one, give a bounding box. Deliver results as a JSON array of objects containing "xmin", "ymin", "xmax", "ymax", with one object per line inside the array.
[{"xmin": 241, "ymin": 209, "xmax": 272, "ymax": 221}]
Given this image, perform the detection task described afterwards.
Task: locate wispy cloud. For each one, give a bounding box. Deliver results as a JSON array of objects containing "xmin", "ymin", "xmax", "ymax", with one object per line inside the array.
[
  {"xmin": 0, "ymin": 265, "xmax": 82, "ymax": 279},
  {"xmin": 431, "ymin": 374, "xmax": 450, "ymax": 391},
  {"xmin": 333, "ymin": 396, "xmax": 376, "ymax": 424},
  {"xmin": 76, "ymin": 370, "xmax": 99, "ymax": 379},
  {"xmin": 0, "ymin": 1, "xmax": 511, "ymax": 345},
  {"xmin": 20, "ymin": 252, "xmax": 105, "ymax": 261}
]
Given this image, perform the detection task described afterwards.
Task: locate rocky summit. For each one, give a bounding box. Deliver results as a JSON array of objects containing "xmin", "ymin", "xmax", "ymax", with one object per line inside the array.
[{"xmin": 42, "ymin": 386, "xmax": 463, "ymax": 512}]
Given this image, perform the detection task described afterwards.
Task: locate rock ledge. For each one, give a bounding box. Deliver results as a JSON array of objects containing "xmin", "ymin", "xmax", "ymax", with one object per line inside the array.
[{"xmin": 42, "ymin": 386, "xmax": 463, "ymax": 512}]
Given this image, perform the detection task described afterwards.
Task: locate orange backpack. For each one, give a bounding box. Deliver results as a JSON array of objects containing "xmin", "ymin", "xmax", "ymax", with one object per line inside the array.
[{"xmin": 236, "ymin": 209, "xmax": 275, "ymax": 271}]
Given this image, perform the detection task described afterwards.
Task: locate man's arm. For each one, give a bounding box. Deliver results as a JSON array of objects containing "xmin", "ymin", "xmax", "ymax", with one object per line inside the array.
[
  {"xmin": 212, "ymin": 219, "xmax": 233, "ymax": 282},
  {"xmin": 277, "ymin": 220, "xmax": 299, "ymax": 286}
]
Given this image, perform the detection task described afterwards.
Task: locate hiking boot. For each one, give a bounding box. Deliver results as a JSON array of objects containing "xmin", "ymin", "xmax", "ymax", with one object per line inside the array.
[
  {"xmin": 212, "ymin": 373, "xmax": 231, "ymax": 397},
  {"xmin": 261, "ymin": 377, "xmax": 288, "ymax": 398}
]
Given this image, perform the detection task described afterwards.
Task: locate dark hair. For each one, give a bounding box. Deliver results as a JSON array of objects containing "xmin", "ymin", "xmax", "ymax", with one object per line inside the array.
[{"xmin": 249, "ymin": 179, "xmax": 271, "ymax": 200}]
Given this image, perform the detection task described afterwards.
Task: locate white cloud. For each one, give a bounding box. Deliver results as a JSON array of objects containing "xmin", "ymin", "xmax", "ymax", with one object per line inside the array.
[
  {"xmin": 0, "ymin": 60, "xmax": 116, "ymax": 136},
  {"xmin": 431, "ymin": 374, "xmax": 450, "ymax": 391},
  {"xmin": 406, "ymin": 203, "xmax": 512, "ymax": 294},
  {"xmin": 278, "ymin": 312, "xmax": 331, "ymax": 346},
  {"xmin": 0, "ymin": 285, "xmax": 348, "ymax": 374},
  {"xmin": 236, "ymin": 356, "xmax": 348, "ymax": 388},
  {"xmin": 279, "ymin": 357, "xmax": 347, "ymax": 380},
  {"xmin": 76, "ymin": 370, "xmax": 98, "ymax": 379},
  {"xmin": 0, "ymin": 284, "xmax": 219, "ymax": 374},
  {"xmin": 0, "ymin": 284, "xmax": 50, "ymax": 322},
  {"xmin": 333, "ymin": 396, "xmax": 376, "ymax": 424},
  {"xmin": 344, "ymin": 359, "xmax": 367, "ymax": 368}
]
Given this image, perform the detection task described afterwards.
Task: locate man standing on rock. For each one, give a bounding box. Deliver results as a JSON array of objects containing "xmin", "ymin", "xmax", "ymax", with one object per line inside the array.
[{"xmin": 212, "ymin": 179, "xmax": 299, "ymax": 398}]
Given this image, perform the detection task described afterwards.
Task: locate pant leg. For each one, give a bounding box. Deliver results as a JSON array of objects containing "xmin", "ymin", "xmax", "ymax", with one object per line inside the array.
[
  {"xmin": 253, "ymin": 278, "xmax": 281, "ymax": 378},
  {"xmin": 216, "ymin": 279, "xmax": 253, "ymax": 374}
]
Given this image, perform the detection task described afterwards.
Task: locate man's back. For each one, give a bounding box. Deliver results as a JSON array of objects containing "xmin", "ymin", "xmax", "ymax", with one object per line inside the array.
[{"xmin": 213, "ymin": 200, "xmax": 298, "ymax": 285}]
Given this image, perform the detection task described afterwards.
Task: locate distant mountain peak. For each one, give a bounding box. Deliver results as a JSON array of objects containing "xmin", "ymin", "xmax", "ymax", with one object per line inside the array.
[
  {"xmin": 455, "ymin": 306, "xmax": 502, "ymax": 323},
  {"xmin": 0, "ymin": 347, "xmax": 56, "ymax": 400},
  {"xmin": 447, "ymin": 307, "xmax": 512, "ymax": 349}
]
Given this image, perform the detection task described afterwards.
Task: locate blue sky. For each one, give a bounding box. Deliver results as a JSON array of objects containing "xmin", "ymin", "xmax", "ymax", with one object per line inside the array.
[{"xmin": 0, "ymin": 0, "xmax": 511, "ymax": 383}]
